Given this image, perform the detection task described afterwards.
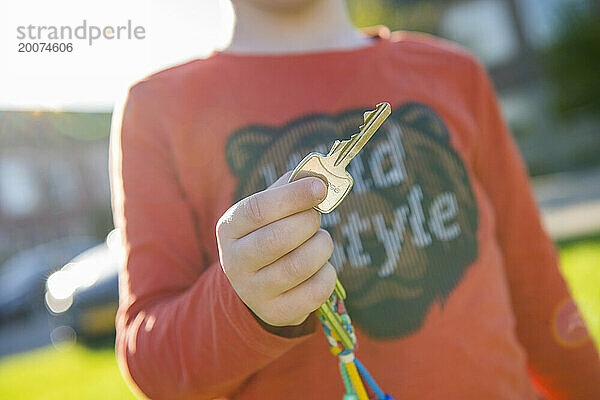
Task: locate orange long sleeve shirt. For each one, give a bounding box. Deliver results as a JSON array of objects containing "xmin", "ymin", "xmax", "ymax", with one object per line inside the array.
[{"xmin": 109, "ymin": 28, "xmax": 600, "ymax": 399}]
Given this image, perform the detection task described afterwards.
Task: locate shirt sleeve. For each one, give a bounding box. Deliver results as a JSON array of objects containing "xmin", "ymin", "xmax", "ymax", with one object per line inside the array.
[
  {"xmin": 109, "ymin": 81, "xmax": 314, "ymax": 400},
  {"xmin": 471, "ymin": 60, "xmax": 600, "ymax": 399}
]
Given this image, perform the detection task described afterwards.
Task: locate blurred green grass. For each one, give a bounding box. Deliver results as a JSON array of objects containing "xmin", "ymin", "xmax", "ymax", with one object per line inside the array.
[
  {"xmin": 0, "ymin": 344, "xmax": 135, "ymax": 400},
  {"xmin": 557, "ymin": 235, "xmax": 600, "ymax": 347},
  {"xmin": 0, "ymin": 236, "xmax": 598, "ymax": 400}
]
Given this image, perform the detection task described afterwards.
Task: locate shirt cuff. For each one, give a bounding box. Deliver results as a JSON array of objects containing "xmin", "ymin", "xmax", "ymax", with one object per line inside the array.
[{"xmin": 213, "ymin": 263, "xmax": 316, "ymax": 359}]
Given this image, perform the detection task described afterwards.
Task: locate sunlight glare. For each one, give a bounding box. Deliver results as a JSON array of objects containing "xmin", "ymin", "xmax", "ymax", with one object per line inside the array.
[{"xmin": 0, "ymin": 0, "xmax": 234, "ymax": 111}]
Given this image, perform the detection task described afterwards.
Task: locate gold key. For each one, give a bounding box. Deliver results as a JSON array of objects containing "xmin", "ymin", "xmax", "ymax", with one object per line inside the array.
[
  {"xmin": 288, "ymin": 102, "xmax": 392, "ymax": 350},
  {"xmin": 288, "ymin": 102, "xmax": 391, "ymax": 213}
]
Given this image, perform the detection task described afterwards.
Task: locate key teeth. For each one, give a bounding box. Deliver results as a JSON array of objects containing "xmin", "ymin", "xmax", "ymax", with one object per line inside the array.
[
  {"xmin": 330, "ymin": 134, "xmax": 357, "ymax": 155},
  {"xmin": 328, "ymin": 140, "xmax": 342, "ymax": 155},
  {"xmin": 328, "ymin": 102, "xmax": 392, "ymax": 168},
  {"xmin": 363, "ymin": 110, "xmax": 375, "ymax": 122},
  {"xmin": 357, "ymin": 103, "xmax": 391, "ymax": 132}
]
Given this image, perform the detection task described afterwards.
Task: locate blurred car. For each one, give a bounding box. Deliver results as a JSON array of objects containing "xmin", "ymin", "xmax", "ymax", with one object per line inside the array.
[
  {"xmin": 0, "ymin": 236, "xmax": 98, "ymax": 324},
  {"xmin": 45, "ymin": 229, "xmax": 122, "ymax": 341}
]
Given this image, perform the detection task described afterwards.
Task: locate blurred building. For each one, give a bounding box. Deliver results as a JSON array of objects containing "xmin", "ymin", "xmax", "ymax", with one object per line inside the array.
[
  {"xmin": 0, "ymin": 111, "xmax": 112, "ymax": 264},
  {"xmin": 349, "ymin": 0, "xmax": 600, "ymax": 175}
]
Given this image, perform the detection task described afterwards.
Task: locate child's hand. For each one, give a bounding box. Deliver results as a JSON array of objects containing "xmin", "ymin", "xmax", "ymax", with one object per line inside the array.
[{"xmin": 216, "ymin": 171, "xmax": 336, "ymax": 328}]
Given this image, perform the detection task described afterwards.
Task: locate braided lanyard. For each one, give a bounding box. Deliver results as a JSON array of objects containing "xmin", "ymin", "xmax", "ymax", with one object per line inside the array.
[{"xmin": 316, "ymin": 286, "xmax": 393, "ymax": 400}]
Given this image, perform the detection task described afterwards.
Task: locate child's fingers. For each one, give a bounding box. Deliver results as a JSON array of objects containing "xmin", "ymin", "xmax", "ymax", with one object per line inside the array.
[
  {"xmin": 232, "ymin": 209, "xmax": 321, "ymax": 271},
  {"xmin": 266, "ymin": 171, "xmax": 293, "ymax": 189},
  {"xmin": 266, "ymin": 263, "xmax": 337, "ymax": 326},
  {"xmin": 252, "ymin": 229, "xmax": 334, "ymax": 297},
  {"xmin": 217, "ymin": 176, "xmax": 326, "ymax": 239}
]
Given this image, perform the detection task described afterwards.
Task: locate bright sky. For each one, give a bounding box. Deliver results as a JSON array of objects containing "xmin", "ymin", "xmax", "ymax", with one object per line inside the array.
[{"xmin": 0, "ymin": 0, "xmax": 234, "ymax": 112}]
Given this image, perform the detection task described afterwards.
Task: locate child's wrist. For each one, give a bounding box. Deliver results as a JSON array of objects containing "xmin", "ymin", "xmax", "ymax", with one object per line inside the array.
[{"xmin": 248, "ymin": 305, "xmax": 317, "ymax": 338}]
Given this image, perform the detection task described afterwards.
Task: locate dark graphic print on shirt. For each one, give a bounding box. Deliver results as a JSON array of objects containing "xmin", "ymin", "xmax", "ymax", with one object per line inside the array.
[{"xmin": 225, "ymin": 102, "xmax": 478, "ymax": 338}]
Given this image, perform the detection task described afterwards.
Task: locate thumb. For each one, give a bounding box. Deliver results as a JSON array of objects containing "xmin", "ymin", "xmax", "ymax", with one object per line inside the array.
[{"xmin": 267, "ymin": 171, "xmax": 294, "ymax": 190}]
